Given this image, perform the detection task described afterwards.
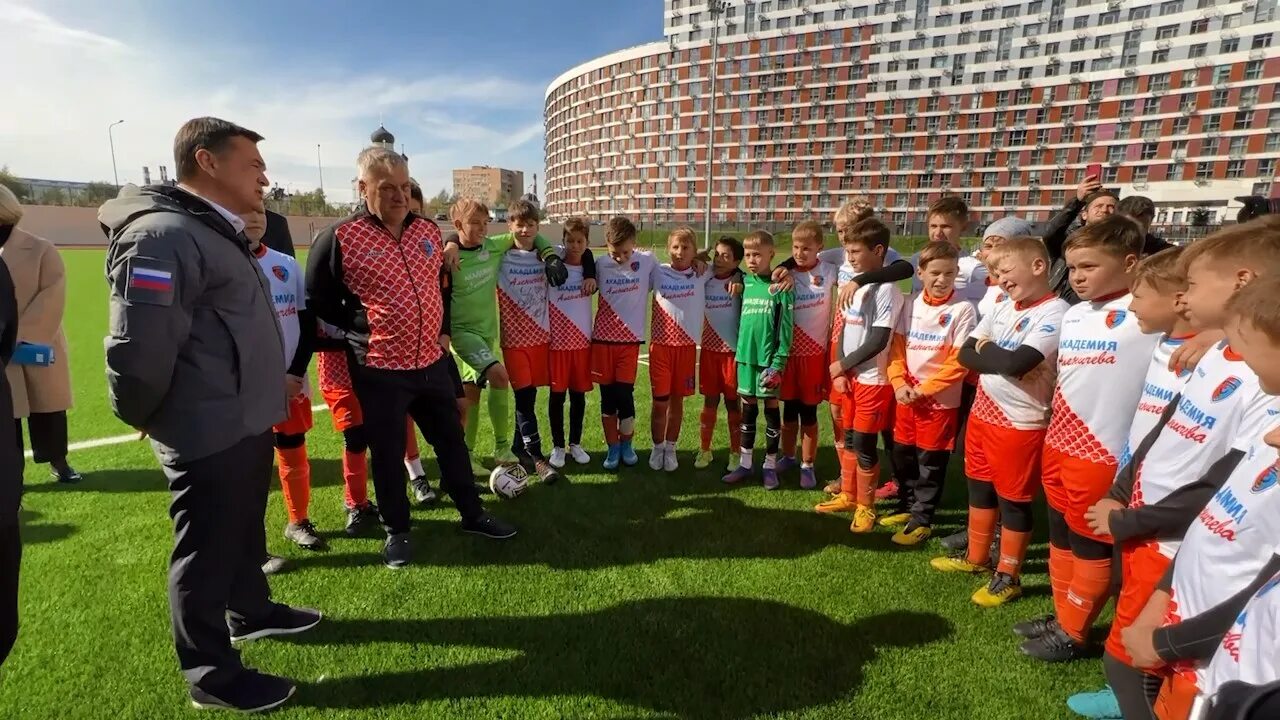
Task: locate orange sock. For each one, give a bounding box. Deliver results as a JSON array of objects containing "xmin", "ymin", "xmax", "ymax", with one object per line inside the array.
[
  {"xmin": 838, "ymin": 447, "xmax": 858, "ymax": 495},
  {"xmin": 665, "ymin": 396, "xmax": 685, "ymax": 443},
  {"xmin": 603, "ymin": 415, "xmax": 620, "ymax": 446},
  {"xmin": 801, "ymin": 423, "xmax": 819, "ymax": 464},
  {"xmin": 855, "ymin": 464, "xmax": 879, "ymax": 506},
  {"xmin": 781, "ymin": 421, "xmax": 799, "ymax": 458},
  {"xmin": 966, "ymin": 506, "xmax": 998, "ymax": 566},
  {"xmin": 276, "ymin": 445, "xmax": 311, "ymax": 525},
  {"xmin": 996, "ymin": 529, "xmax": 1032, "ymax": 578},
  {"xmin": 727, "ymin": 404, "xmax": 742, "ymax": 454},
  {"xmin": 342, "ymin": 450, "xmax": 368, "ymax": 508},
  {"xmin": 404, "ymin": 420, "xmax": 420, "ymax": 460},
  {"xmin": 1061, "ymin": 557, "xmax": 1113, "ymax": 642},
  {"xmin": 699, "ymin": 406, "xmax": 717, "ymax": 451},
  {"xmin": 1048, "ymin": 545, "xmax": 1075, "ymax": 620}
]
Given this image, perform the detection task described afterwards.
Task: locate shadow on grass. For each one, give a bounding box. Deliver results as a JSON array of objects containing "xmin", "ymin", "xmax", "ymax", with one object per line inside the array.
[
  {"xmin": 290, "ymin": 598, "xmax": 953, "ymax": 719},
  {"xmin": 17, "ymin": 509, "xmax": 75, "ymax": 545},
  {"xmin": 20, "ymin": 459, "xmax": 351, "ymax": 494}
]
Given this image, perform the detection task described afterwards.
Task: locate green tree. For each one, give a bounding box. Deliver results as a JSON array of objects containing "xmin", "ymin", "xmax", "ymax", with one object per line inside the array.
[
  {"xmin": 39, "ymin": 188, "xmax": 67, "ymax": 206},
  {"xmin": 79, "ymin": 182, "xmax": 119, "ymax": 207},
  {"xmin": 0, "ymin": 166, "xmax": 28, "ymax": 202},
  {"xmin": 1189, "ymin": 207, "xmax": 1212, "ymax": 227}
]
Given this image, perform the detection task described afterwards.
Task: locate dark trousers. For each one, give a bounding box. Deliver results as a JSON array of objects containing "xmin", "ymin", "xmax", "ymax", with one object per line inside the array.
[
  {"xmin": 14, "ymin": 411, "xmax": 68, "ymax": 465},
  {"xmin": 163, "ymin": 432, "xmax": 275, "ymax": 690},
  {"xmin": 351, "ymin": 359, "xmax": 483, "ymax": 535},
  {"xmin": 892, "ymin": 444, "xmax": 952, "ymax": 527},
  {"xmin": 0, "ymin": 522, "xmax": 18, "ymax": 668}
]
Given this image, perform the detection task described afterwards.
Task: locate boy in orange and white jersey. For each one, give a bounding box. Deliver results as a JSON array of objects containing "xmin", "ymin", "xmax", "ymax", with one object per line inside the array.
[
  {"xmin": 648, "ymin": 227, "xmax": 709, "ymax": 472},
  {"xmin": 695, "ymin": 237, "xmax": 745, "ymax": 472},
  {"xmin": 547, "ymin": 218, "xmax": 597, "ymax": 468}
]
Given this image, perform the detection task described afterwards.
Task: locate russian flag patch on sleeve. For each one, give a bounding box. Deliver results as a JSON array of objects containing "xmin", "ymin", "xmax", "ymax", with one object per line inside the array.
[{"xmin": 124, "ymin": 256, "xmax": 177, "ymax": 306}]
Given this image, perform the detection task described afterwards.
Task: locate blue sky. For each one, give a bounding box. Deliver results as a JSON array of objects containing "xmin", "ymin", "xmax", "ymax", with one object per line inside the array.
[{"xmin": 0, "ymin": 0, "xmax": 661, "ymax": 201}]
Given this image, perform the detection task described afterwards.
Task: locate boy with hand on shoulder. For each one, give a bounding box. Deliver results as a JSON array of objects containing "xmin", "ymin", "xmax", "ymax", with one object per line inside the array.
[
  {"xmin": 932, "ymin": 237, "xmax": 1070, "ymax": 607},
  {"xmin": 723, "ymin": 231, "xmax": 794, "ymax": 489},
  {"xmin": 648, "ymin": 227, "xmax": 709, "ymax": 473},
  {"xmin": 814, "ymin": 218, "xmax": 906, "ymax": 532},
  {"xmin": 696, "ymin": 237, "xmax": 746, "ymax": 472},
  {"xmin": 547, "ymin": 217, "xmax": 597, "ymax": 468},
  {"xmin": 883, "ymin": 241, "xmax": 978, "ymax": 546}
]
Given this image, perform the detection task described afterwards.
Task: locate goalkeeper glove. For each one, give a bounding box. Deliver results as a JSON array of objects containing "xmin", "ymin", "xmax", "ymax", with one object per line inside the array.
[
  {"xmin": 759, "ymin": 367, "xmax": 782, "ymax": 389},
  {"xmin": 543, "ymin": 254, "xmax": 569, "ymax": 287}
]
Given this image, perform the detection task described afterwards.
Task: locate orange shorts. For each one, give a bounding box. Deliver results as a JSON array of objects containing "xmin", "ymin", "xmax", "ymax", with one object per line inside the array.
[
  {"xmin": 274, "ymin": 394, "xmax": 314, "ymax": 436},
  {"xmin": 893, "ymin": 401, "xmax": 959, "ymax": 451},
  {"xmin": 591, "ymin": 343, "xmax": 640, "ymax": 385},
  {"xmin": 1043, "ymin": 445, "xmax": 1120, "ymax": 542},
  {"xmin": 505, "ymin": 344, "xmax": 551, "ymax": 389},
  {"xmin": 321, "ymin": 387, "xmax": 362, "ymax": 431},
  {"xmin": 1154, "ymin": 673, "xmax": 1198, "ymax": 720},
  {"xmin": 550, "ymin": 347, "xmax": 593, "ymax": 394},
  {"xmin": 781, "ymin": 354, "xmax": 830, "ymax": 406},
  {"xmin": 964, "ymin": 417, "xmax": 1045, "ymax": 502},
  {"xmin": 1106, "ymin": 542, "xmax": 1173, "ymax": 665},
  {"xmin": 650, "ymin": 344, "xmax": 698, "ymax": 399},
  {"xmin": 837, "ymin": 382, "xmax": 895, "ymax": 433},
  {"xmin": 699, "ymin": 349, "xmax": 738, "ymax": 399}
]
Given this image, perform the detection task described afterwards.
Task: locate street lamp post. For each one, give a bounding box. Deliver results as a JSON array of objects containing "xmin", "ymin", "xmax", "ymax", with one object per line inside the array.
[
  {"xmin": 316, "ymin": 144, "xmax": 325, "ymax": 196},
  {"xmin": 108, "ymin": 120, "xmax": 125, "ymax": 188},
  {"xmin": 704, "ymin": 0, "xmax": 725, "ymax": 248}
]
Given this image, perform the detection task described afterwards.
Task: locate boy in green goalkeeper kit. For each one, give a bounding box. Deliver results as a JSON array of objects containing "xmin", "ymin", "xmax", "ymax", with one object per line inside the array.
[{"xmin": 443, "ymin": 198, "xmax": 573, "ymax": 472}]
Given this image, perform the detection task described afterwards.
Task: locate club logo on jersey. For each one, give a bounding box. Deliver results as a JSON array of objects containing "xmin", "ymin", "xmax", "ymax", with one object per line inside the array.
[
  {"xmin": 997, "ymin": 293, "xmax": 1008, "ymax": 303},
  {"xmin": 684, "ymin": 271, "xmax": 696, "ymax": 279},
  {"xmin": 421, "ymin": 239, "xmax": 435, "ymax": 257},
  {"xmin": 271, "ymin": 265, "xmax": 288, "ymax": 282},
  {"xmin": 1105, "ymin": 310, "xmax": 1126, "ymax": 329},
  {"xmin": 1252, "ymin": 464, "xmax": 1278, "ymax": 494},
  {"xmin": 1212, "ymin": 377, "xmax": 1243, "ymax": 403},
  {"xmin": 812, "ymin": 274, "xmax": 824, "ymax": 287},
  {"xmin": 938, "ymin": 313, "xmax": 952, "ymax": 328},
  {"xmin": 631, "ymin": 261, "xmax": 640, "ymax": 271},
  {"xmin": 1016, "ymin": 317, "xmax": 1030, "ymax": 332}
]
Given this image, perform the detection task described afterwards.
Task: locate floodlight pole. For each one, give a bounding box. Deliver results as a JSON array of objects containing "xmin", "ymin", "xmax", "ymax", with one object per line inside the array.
[
  {"xmin": 108, "ymin": 120, "xmax": 125, "ymax": 188},
  {"xmin": 704, "ymin": 0, "xmax": 724, "ymax": 249}
]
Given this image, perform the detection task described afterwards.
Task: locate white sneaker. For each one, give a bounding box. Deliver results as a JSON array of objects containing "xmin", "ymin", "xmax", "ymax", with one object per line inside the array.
[
  {"xmin": 569, "ymin": 444, "xmax": 591, "ymax": 464},
  {"xmin": 648, "ymin": 445, "xmax": 666, "ymax": 470},
  {"xmin": 663, "ymin": 446, "xmax": 679, "ymax": 472},
  {"xmin": 549, "ymin": 447, "xmax": 567, "ymax": 468}
]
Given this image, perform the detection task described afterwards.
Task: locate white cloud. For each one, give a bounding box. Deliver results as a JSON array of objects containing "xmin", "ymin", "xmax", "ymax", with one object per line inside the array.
[{"xmin": 0, "ymin": 1, "xmax": 546, "ymax": 203}]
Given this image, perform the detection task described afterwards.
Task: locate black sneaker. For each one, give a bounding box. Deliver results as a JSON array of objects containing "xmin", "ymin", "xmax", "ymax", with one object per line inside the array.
[
  {"xmin": 284, "ymin": 520, "xmax": 325, "ymax": 550},
  {"xmin": 534, "ymin": 459, "xmax": 564, "ymax": 485},
  {"xmin": 410, "ymin": 476, "xmax": 438, "ymax": 505},
  {"xmin": 384, "ymin": 532, "xmax": 412, "ymax": 569},
  {"xmin": 52, "ymin": 465, "xmax": 83, "ymax": 484},
  {"xmin": 940, "ymin": 529, "xmax": 969, "ymax": 552},
  {"xmin": 190, "ymin": 670, "xmax": 296, "ymax": 713},
  {"xmin": 1013, "ymin": 614, "xmax": 1061, "ymax": 639},
  {"xmin": 228, "ymin": 604, "xmax": 322, "ymax": 643},
  {"xmin": 460, "ymin": 513, "xmax": 517, "ymax": 540},
  {"xmin": 260, "ymin": 555, "xmax": 288, "ymax": 576},
  {"xmin": 1020, "ymin": 625, "xmax": 1090, "ymax": 663},
  {"xmin": 344, "ymin": 502, "xmax": 380, "ymax": 537}
]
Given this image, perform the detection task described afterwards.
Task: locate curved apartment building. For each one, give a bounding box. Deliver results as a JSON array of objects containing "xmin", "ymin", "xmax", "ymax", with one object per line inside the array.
[{"xmin": 544, "ymin": 0, "xmax": 1280, "ymax": 228}]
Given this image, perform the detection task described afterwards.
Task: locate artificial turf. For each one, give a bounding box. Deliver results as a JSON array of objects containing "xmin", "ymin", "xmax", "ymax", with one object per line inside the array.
[{"xmin": 0, "ymin": 248, "xmax": 1104, "ymax": 719}]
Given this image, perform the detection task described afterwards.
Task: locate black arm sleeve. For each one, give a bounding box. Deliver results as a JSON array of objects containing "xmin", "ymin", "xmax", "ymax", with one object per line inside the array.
[
  {"xmin": 581, "ymin": 248, "xmax": 597, "ymax": 280},
  {"xmin": 1109, "ymin": 449, "xmax": 1242, "ymax": 544},
  {"xmin": 1208, "ymin": 679, "xmax": 1280, "ymax": 720},
  {"xmin": 838, "ymin": 326, "xmax": 892, "ymax": 372},
  {"xmin": 0, "ymin": 264, "xmax": 15, "ymax": 365},
  {"xmin": 852, "ymin": 258, "xmax": 915, "ymax": 286},
  {"xmin": 958, "ymin": 336, "xmax": 1046, "ymax": 376},
  {"xmin": 286, "ymin": 308, "xmax": 316, "ymax": 377},
  {"xmin": 439, "ymin": 267, "xmax": 452, "ymax": 338},
  {"xmin": 305, "ymin": 226, "xmax": 355, "ymax": 331},
  {"xmin": 1155, "ymin": 554, "xmax": 1280, "ymax": 664},
  {"xmin": 1108, "ymin": 394, "xmax": 1184, "ymax": 506},
  {"xmin": 1042, "ymin": 198, "xmax": 1085, "ymax": 261},
  {"xmin": 780, "ymin": 257, "xmax": 798, "ymax": 270}
]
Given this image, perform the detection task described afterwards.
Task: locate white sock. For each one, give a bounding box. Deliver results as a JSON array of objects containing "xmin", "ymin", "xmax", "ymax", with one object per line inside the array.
[
  {"xmin": 801, "ymin": 461, "xmax": 814, "ymax": 469},
  {"xmin": 405, "ymin": 457, "xmax": 425, "ymax": 478},
  {"xmin": 764, "ymin": 454, "xmax": 777, "ymax": 470},
  {"xmin": 739, "ymin": 448, "xmax": 753, "ymax": 469}
]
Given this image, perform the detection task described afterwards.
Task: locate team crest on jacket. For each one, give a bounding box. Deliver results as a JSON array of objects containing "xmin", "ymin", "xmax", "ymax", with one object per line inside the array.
[
  {"xmin": 271, "ymin": 265, "xmax": 288, "ymax": 282},
  {"xmin": 1105, "ymin": 310, "xmax": 1126, "ymax": 329},
  {"xmin": 1015, "ymin": 317, "xmax": 1030, "ymax": 332},
  {"xmin": 1212, "ymin": 376, "xmax": 1243, "ymax": 402},
  {"xmin": 938, "ymin": 313, "xmax": 952, "ymax": 328},
  {"xmin": 1252, "ymin": 464, "xmax": 1278, "ymax": 494}
]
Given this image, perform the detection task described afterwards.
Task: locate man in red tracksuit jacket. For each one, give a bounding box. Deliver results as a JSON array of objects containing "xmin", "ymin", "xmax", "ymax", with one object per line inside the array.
[{"xmin": 306, "ymin": 147, "xmax": 519, "ymax": 569}]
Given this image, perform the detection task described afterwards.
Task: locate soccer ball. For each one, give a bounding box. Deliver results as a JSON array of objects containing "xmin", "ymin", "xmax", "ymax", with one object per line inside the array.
[{"xmin": 489, "ymin": 463, "xmax": 529, "ymax": 499}]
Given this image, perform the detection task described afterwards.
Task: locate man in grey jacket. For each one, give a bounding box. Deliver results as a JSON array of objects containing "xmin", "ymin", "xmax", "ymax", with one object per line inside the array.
[{"xmin": 100, "ymin": 117, "xmax": 320, "ymax": 714}]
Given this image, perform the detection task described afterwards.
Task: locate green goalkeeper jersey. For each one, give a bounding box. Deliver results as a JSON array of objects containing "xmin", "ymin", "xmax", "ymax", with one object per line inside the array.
[
  {"xmin": 450, "ymin": 232, "xmax": 553, "ymax": 337},
  {"xmin": 735, "ymin": 272, "xmax": 794, "ymax": 371}
]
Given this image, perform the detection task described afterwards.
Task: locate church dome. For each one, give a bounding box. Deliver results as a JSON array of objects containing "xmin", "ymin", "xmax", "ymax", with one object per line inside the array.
[{"xmin": 370, "ymin": 125, "xmax": 395, "ymax": 145}]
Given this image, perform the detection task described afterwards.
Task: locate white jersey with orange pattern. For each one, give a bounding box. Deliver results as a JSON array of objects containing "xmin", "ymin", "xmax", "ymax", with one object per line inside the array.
[
  {"xmin": 1119, "ymin": 334, "xmax": 1195, "ymax": 469},
  {"xmin": 497, "ymin": 248, "xmax": 550, "ymax": 349},
  {"xmin": 977, "ymin": 282, "xmax": 1010, "ymax": 320},
  {"xmin": 900, "ymin": 293, "xmax": 979, "ymax": 408},
  {"xmin": 593, "ymin": 251, "xmax": 658, "ymax": 344},
  {"xmin": 1129, "ymin": 342, "xmax": 1274, "ymax": 558},
  {"xmin": 1044, "ymin": 294, "xmax": 1160, "ymax": 465},
  {"xmin": 1163, "ymin": 416, "xmax": 1280, "ymax": 689},
  {"xmin": 651, "ymin": 263, "xmax": 709, "ymax": 348},
  {"xmin": 789, "ymin": 261, "xmax": 841, "ymax": 357},
  {"xmin": 968, "ymin": 293, "xmax": 1071, "ymax": 431},
  {"xmin": 702, "ymin": 271, "xmax": 742, "ymax": 353},
  {"xmin": 549, "ymin": 257, "xmax": 593, "ymax": 352},
  {"xmin": 836, "ymin": 281, "xmax": 906, "ymax": 386}
]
